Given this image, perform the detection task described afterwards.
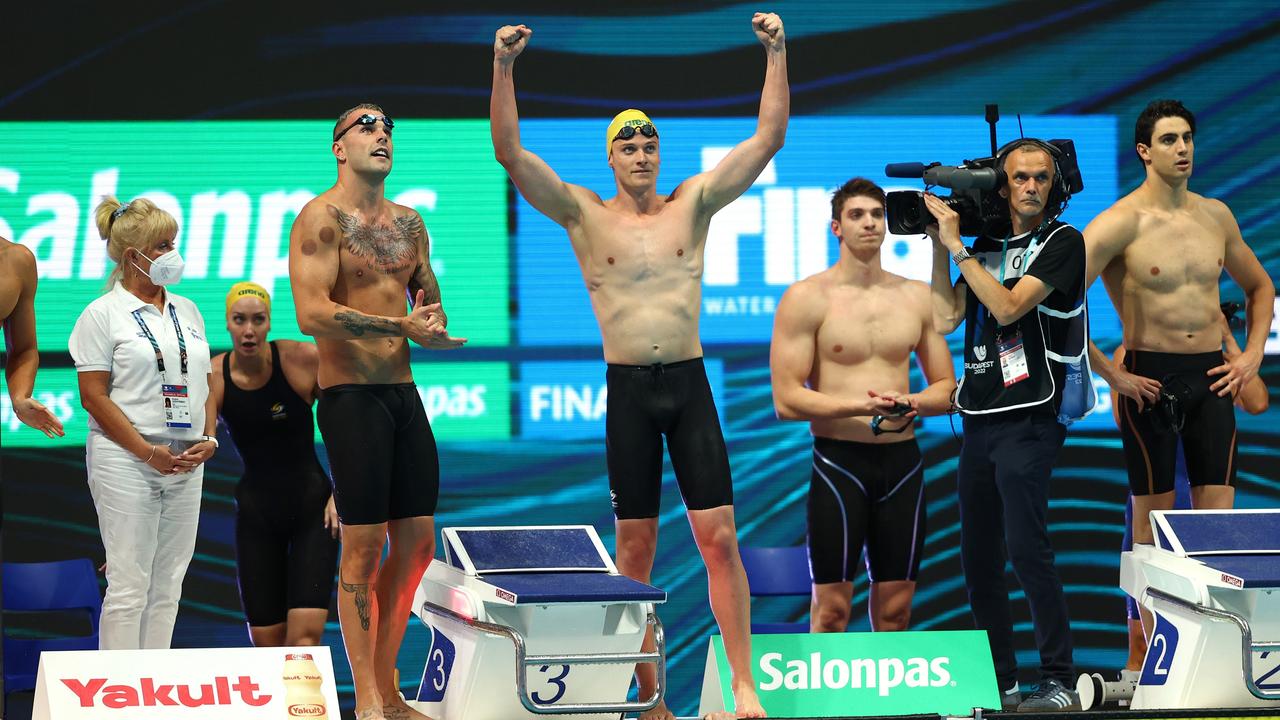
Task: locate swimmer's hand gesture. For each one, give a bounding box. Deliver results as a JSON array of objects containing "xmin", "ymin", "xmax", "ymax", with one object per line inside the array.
[
  {"xmin": 405, "ymin": 289, "xmax": 466, "ymax": 349},
  {"xmin": 495, "ymin": 24, "xmax": 532, "ymax": 64},
  {"xmin": 854, "ymin": 390, "xmax": 901, "ymax": 417},
  {"xmin": 12, "ymin": 395, "xmax": 64, "ymax": 438},
  {"xmin": 867, "ymin": 390, "xmax": 919, "ymax": 419},
  {"xmin": 752, "ymin": 12, "xmax": 784, "ymax": 50}
]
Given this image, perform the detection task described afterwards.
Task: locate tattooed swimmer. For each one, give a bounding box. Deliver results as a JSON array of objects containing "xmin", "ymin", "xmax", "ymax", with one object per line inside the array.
[{"xmin": 288, "ymin": 103, "xmax": 465, "ymax": 720}]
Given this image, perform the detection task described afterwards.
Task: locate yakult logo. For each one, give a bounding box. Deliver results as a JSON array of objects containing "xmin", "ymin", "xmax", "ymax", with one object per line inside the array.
[
  {"xmin": 289, "ymin": 703, "xmax": 327, "ymax": 716},
  {"xmin": 61, "ymin": 675, "xmax": 271, "ymax": 708},
  {"xmin": 758, "ymin": 652, "xmax": 952, "ymax": 697}
]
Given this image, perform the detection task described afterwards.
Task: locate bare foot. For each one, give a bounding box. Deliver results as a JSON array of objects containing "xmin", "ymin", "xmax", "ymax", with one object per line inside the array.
[
  {"xmin": 640, "ymin": 699, "xmax": 676, "ymax": 720},
  {"xmin": 704, "ymin": 713, "xmax": 736, "ymax": 720},
  {"xmin": 382, "ymin": 692, "xmax": 435, "ymax": 720},
  {"xmin": 732, "ymin": 682, "xmax": 767, "ymax": 718},
  {"xmin": 355, "ymin": 707, "xmax": 386, "ymax": 720}
]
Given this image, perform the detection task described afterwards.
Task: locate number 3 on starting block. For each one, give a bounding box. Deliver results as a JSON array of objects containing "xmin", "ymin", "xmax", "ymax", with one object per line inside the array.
[
  {"xmin": 1140, "ymin": 614, "xmax": 1179, "ymax": 687},
  {"xmin": 531, "ymin": 665, "xmax": 570, "ymax": 705},
  {"xmin": 418, "ymin": 627, "xmax": 457, "ymax": 702}
]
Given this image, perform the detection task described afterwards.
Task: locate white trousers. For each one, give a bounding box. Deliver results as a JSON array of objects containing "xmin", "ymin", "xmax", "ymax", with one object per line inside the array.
[{"xmin": 86, "ymin": 432, "xmax": 203, "ymax": 650}]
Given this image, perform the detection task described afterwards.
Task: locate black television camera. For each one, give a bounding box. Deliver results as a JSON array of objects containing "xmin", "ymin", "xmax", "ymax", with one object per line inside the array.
[{"xmin": 884, "ymin": 106, "xmax": 1084, "ymax": 237}]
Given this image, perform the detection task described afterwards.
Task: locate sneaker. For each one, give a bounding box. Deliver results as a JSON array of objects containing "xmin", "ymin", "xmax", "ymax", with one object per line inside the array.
[
  {"xmin": 1001, "ymin": 682, "xmax": 1023, "ymax": 710},
  {"xmin": 1017, "ymin": 678, "xmax": 1081, "ymax": 712}
]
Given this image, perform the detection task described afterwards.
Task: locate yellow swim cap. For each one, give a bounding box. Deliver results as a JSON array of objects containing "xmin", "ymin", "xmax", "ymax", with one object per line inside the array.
[
  {"xmin": 225, "ymin": 281, "xmax": 271, "ymax": 314},
  {"xmin": 606, "ymin": 109, "xmax": 657, "ymax": 157}
]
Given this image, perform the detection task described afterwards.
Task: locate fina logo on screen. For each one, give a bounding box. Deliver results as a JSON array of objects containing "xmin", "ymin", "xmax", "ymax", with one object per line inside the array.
[{"xmin": 701, "ymin": 148, "xmax": 933, "ymax": 317}]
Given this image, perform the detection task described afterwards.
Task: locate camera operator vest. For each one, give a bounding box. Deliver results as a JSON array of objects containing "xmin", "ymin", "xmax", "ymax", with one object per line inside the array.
[{"xmin": 954, "ymin": 220, "xmax": 1097, "ymax": 424}]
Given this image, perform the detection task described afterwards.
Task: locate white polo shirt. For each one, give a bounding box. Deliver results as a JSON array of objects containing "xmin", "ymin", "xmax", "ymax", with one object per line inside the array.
[{"xmin": 69, "ymin": 282, "xmax": 212, "ymax": 441}]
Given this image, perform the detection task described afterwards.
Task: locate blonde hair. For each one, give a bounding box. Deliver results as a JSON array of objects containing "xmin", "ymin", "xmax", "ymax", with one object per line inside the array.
[{"xmin": 95, "ymin": 196, "xmax": 178, "ymax": 289}]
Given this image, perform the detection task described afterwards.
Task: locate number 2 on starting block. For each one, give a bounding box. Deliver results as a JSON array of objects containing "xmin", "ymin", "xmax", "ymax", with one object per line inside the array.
[{"xmin": 1140, "ymin": 614, "xmax": 1179, "ymax": 686}]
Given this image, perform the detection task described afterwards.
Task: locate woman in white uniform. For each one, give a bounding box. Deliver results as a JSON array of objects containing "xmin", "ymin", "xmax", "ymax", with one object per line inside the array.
[{"xmin": 69, "ymin": 196, "xmax": 217, "ymax": 649}]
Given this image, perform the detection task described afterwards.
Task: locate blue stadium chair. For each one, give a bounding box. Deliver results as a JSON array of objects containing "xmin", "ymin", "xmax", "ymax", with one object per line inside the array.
[
  {"xmin": 3, "ymin": 559, "xmax": 102, "ymax": 694},
  {"xmin": 739, "ymin": 546, "xmax": 810, "ymax": 634}
]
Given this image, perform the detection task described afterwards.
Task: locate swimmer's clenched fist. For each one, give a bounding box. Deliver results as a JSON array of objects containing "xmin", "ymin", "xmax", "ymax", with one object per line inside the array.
[
  {"xmin": 752, "ymin": 12, "xmax": 784, "ymax": 48},
  {"xmin": 494, "ymin": 24, "xmax": 531, "ymax": 63}
]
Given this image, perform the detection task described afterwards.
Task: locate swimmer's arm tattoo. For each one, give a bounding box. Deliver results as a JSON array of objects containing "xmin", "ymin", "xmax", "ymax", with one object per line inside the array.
[
  {"xmin": 333, "ymin": 310, "xmax": 403, "ymax": 337},
  {"xmin": 340, "ymin": 580, "xmax": 372, "ymax": 631},
  {"xmin": 403, "ymin": 214, "xmax": 445, "ymax": 315}
]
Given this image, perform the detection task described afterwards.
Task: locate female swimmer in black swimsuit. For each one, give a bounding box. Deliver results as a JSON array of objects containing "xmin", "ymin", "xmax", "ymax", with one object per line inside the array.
[{"xmin": 210, "ymin": 282, "xmax": 339, "ymax": 646}]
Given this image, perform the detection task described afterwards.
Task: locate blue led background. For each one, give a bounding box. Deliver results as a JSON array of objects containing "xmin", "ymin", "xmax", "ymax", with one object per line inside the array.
[{"xmin": 4, "ymin": 2, "xmax": 1280, "ymax": 718}]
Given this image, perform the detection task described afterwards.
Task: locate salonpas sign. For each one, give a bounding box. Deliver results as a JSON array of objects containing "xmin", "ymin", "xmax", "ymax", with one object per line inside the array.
[
  {"xmin": 0, "ymin": 121, "xmax": 509, "ymax": 351},
  {"xmin": 700, "ymin": 631, "xmax": 999, "ymax": 716}
]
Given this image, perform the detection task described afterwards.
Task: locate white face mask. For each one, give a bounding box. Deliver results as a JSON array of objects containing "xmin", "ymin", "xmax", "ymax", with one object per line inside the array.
[{"xmin": 132, "ymin": 249, "xmax": 185, "ymax": 286}]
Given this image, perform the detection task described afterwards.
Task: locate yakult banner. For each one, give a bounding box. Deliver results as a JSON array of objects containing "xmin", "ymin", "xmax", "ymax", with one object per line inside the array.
[
  {"xmin": 33, "ymin": 646, "xmax": 341, "ymax": 719},
  {"xmin": 0, "ymin": 120, "xmax": 509, "ymax": 351},
  {"xmin": 699, "ymin": 630, "xmax": 999, "ymax": 717}
]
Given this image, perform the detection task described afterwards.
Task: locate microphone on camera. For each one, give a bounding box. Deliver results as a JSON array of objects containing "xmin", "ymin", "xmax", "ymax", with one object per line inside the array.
[{"xmin": 885, "ymin": 162, "xmax": 929, "ymax": 178}]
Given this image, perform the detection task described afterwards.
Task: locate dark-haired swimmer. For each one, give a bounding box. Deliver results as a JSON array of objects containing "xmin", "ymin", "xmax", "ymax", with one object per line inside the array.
[
  {"xmin": 771, "ymin": 178, "xmax": 954, "ymax": 635},
  {"xmin": 491, "ymin": 13, "xmax": 788, "ymax": 720},
  {"xmin": 288, "ymin": 103, "xmax": 465, "ymax": 720},
  {"xmin": 1085, "ymin": 99, "xmax": 1273, "ymax": 560}
]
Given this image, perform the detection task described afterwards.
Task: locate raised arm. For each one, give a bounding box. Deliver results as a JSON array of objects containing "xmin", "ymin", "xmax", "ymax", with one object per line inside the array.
[
  {"xmin": 925, "ymin": 193, "xmax": 1055, "ymax": 327},
  {"xmin": 1211, "ymin": 199, "xmax": 1274, "ymax": 395},
  {"xmin": 491, "ymin": 24, "xmax": 584, "ymax": 228},
  {"xmin": 928, "ymin": 224, "xmax": 966, "ymax": 334},
  {"xmin": 696, "ymin": 13, "xmax": 788, "ymax": 215},
  {"xmin": 770, "ymin": 283, "xmax": 893, "ymax": 420},
  {"xmin": 2, "ymin": 242, "xmax": 63, "ymax": 437}
]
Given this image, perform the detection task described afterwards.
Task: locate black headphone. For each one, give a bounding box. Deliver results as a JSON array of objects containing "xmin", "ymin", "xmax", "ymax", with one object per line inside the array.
[{"xmin": 995, "ymin": 138, "xmax": 1071, "ymax": 220}]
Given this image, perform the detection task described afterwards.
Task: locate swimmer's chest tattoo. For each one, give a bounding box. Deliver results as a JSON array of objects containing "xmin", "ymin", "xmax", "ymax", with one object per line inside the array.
[{"xmin": 335, "ymin": 208, "xmax": 420, "ymax": 275}]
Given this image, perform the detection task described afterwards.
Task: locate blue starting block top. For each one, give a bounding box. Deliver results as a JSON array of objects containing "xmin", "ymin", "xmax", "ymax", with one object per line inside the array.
[
  {"xmin": 447, "ymin": 527, "xmax": 612, "ymax": 573},
  {"xmin": 1152, "ymin": 510, "xmax": 1280, "ymax": 590},
  {"xmin": 440, "ymin": 525, "xmax": 668, "ymax": 604},
  {"xmin": 1153, "ymin": 510, "xmax": 1280, "ymax": 556}
]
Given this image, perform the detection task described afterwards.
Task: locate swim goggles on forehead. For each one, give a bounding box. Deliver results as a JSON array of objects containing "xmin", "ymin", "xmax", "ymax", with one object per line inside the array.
[
  {"xmin": 612, "ymin": 123, "xmax": 658, "ymax": 143},
  {"xmin": 334, "ymin": 113, "xmax": 395, "ymax": 141}
]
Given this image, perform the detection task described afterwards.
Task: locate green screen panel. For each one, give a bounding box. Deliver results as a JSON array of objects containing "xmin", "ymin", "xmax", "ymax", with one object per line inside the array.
[
  {"xmin": 0, "ymin": 120, "xmax": 508, "ymax": 352},
  {"xmin": 0, "ymin": 367, "xmax": 90, "ymax": 447},
  {"xmin": 0, "ymin": 361, "xmax": 509, "ymax": 448},
  {"xmin": 407, "ymin": 360, "xmax": 511, "ymax": 441}
]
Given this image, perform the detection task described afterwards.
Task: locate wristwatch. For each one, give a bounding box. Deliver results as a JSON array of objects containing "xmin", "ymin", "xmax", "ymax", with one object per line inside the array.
[
  {"xmin": 951, "ymin": 247, "xmax": 975, "ymax": 266},
  {"xmin": 201, "ymin": 435, "xmax": 220, "ymax": 448}
]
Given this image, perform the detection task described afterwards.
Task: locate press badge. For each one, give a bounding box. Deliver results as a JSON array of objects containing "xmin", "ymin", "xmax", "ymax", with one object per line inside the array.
[
  {"xmin": 997, "ymin": 332, "xmax": 1030, "ymax": 387},
  {"xmin": 162, "ymin": 384, "xmax": 193, "ymax": 428}
]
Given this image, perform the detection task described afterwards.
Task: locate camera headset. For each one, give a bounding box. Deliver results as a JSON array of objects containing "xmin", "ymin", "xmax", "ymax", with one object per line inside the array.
[{"xmin": 994, "ymin": 138, "xmax": 1083, "ymax": 223}]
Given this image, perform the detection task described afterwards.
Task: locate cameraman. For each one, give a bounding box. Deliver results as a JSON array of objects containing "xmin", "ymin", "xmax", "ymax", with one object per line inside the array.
[{"xmin": 926, "ymin": 139, "xmax": 1091, "ymax": 712}]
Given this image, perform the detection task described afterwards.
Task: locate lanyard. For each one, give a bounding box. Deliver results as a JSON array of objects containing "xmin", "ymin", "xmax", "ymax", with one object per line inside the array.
[
  {"xmin": 131, "ymin": 304, "xmax": 188, "ymax": 380},
  {"xmin": 992, "ymin": 228, "xmax": 1044, "ymax": 339},
  {"xmin": 998, "ymin": 227, "xmax": 1046, "ymax": 284}
]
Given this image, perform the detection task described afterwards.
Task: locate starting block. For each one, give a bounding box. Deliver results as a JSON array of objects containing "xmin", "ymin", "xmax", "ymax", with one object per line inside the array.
[
  {"xmin": 409, "ymin": 525, "xmax": 667, "ymax": 719},
  {"xmin": 1121, "ymin": 509, "xmax": 1280, "ymax": 710}
]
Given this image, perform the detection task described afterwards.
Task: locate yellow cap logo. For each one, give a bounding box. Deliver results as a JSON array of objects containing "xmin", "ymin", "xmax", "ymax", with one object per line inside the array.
[
  {"xmin": 606, "ymin": 109, "xmax": 657, "ymax": 157},
  {"xmin": 225, "ymin": 281, "xmax": 271, "ymax": 314}
]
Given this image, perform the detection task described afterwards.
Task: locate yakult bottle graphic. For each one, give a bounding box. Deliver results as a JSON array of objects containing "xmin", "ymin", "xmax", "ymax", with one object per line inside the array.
[{"xmin": 283, "ymin": 653, "xmax": 328, "ymax": 718}]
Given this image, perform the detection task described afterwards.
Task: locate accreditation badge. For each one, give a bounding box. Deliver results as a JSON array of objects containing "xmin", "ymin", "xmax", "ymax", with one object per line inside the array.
[
  {"xmin": 997, "ymin": 331, "xmax": 1030, "ymax": 387},
  {"xmin": 162, "ymin": 384, "xmax": 193, "ymax": 428}
]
